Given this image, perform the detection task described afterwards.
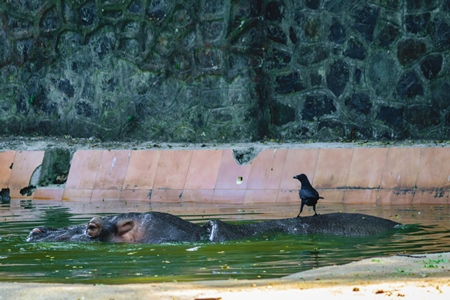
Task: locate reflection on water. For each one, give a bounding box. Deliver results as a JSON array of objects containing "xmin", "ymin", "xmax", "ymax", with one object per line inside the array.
[{"xmin": 0, "ymin": 200, "xmax": 449, "ymax": 284}]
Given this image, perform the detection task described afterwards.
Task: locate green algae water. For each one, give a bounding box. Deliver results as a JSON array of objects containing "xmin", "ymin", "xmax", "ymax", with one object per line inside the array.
[{"xmin": 0, "ymin": 201, "xmax": 449, "ymax": 284}]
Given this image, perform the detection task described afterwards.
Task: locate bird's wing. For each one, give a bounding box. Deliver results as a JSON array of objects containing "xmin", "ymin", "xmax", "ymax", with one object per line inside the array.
[{"xmin": 300, "ymin": 188, "xmax": 320, "ymax": 200}]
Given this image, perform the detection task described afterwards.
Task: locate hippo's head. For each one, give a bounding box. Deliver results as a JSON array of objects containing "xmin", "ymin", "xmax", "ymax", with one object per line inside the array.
[
  {"xmin": 86, "ymin": 215, "xmax": 146, "ymax": 243},
  {"xmin": 28, "ymin": 211, "xmax": 206, "ymax": 244},
  {"xmin": 26, "ymin": 215, "xmax": 144, "ymax": 243},
  {"xmin": 86, "ymin": 212, "xmax": 206, "ymax": 244}
]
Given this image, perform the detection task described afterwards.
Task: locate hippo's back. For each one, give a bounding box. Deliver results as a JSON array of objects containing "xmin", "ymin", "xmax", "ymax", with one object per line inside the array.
[
  {"xmin": 139, "ymin": 211, "xmax": 205, "ymax": 243},
  {"xmin": 299, "ymin": 213, "xmax": 399, "ymax": 236}
]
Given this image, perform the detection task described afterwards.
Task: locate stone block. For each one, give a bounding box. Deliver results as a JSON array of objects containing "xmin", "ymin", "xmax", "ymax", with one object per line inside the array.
[{"xmin": 326, "ymin": 60, "xmax": 349, "ymax": 97}]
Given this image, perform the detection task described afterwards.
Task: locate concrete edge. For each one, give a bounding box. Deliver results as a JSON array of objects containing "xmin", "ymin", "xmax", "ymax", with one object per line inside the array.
[{"xmin": 1, "ymin": 252, "xmax": 449, "ymax": 300}]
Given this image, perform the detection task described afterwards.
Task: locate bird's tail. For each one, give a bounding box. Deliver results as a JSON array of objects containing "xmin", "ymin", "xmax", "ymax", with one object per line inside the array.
[{"xmin": 319, "ymin": 197, "xmax": 324, "ymax": 199}]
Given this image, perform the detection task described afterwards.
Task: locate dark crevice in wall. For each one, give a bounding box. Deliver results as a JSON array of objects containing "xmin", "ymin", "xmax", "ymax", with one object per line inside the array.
[
  {"xmin": 38, "ymin": 148, "xmax": 71, "ymax": 186},
  {"xmin": 20, "ymin": 185, "xmax": 36, "ymax": 196},
  {"xmin": 232, "ymin": 146, "xmax": 262, "ymax": 165},
  {"xmin": 0, "ymin": 188, "xmax": 10, "ymax": 203}
]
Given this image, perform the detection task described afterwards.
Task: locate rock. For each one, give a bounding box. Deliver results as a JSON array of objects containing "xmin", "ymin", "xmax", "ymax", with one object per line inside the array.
[
  {"xmin": 396, "ymin": 71, "xmax": 424, "ymax": 99},
  {"xmin": 327, "ymin": 60, "xmax": 349, "ymax": 97},
  {"xmin": 377, "ymin": 106, "xmax": 404, "ymax": 129},
  {"xmin": 344, "ymin": 38, "xmax": 366, "ymax": 60},
  {"xmin": 352, "ymin": 5, "xmax": 379, "ymax": 42},
  {"xmin": 302, "ymin": 93, "xmax": 336, "ymax": 121},
  {"xmin": 366, "ymin": 52, "xmax": 398, "ymax": 98},
  {"xmin": 405, "ymin": 13, "xmax": 431, "ymax": 35},
  {"xmin": 275, "ymin": 73, "xmax": 306, "ymax": 94},
  {"xmin": 420, "ymin": 55, "xmax": 443, "ymax": 80},
  {"xmin": 397, "ymin": 39, "xmax": 427, "ymax": 65},
  {"xmin": 328, "ymin": 19, "xmax": 346, "ymax": 44},
  {"xmin": 345, "ymin": 93, "xmax": 372, "ymax": 114}
]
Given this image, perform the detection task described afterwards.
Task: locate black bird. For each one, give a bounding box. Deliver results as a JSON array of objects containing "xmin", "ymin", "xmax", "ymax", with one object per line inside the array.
[{"xmin": 293, "ymin": 173, "xmax": 323, "ymax": 217}]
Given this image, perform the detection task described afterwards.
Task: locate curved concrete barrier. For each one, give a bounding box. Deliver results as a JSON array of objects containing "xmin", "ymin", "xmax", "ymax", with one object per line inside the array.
[{"xmin": 1, "ymin": 145, "xmax": 449, "ymax": 205}]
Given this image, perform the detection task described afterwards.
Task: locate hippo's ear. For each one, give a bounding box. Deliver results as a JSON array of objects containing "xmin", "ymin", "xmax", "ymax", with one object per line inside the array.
[
  {"xmin": 86, "ymin": 217, "xmax": 102, "ymax": 238},
  {"xmin": 116, "ymin": 219, "xmax": 135, "ymax": 236},
  {"xmin": 31, "ymin": 228, "xmax": 43, "ymax": 234}
]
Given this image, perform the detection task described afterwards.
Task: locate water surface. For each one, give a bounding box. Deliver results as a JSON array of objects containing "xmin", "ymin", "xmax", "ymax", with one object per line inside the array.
[{"xmin": 0, "ymin": 201, "xmax": 449, "ymax": 284}]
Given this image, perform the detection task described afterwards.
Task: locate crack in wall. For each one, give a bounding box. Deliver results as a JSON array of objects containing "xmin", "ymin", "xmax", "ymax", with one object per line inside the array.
[{"xmin": 232, "ymin": 146, "xmax": 262, "ymax": 165}]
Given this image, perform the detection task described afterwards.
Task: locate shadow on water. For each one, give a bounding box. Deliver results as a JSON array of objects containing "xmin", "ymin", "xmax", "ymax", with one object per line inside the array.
[{"xmin": 0, "ymin": 201, "xmax": 449, "ymax": 284}]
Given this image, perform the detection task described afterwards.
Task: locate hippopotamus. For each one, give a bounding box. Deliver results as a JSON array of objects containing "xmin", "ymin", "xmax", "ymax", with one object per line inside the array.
[{"xmin": 26, "ymin": 211, "xmax": 400, "ymax": 244}]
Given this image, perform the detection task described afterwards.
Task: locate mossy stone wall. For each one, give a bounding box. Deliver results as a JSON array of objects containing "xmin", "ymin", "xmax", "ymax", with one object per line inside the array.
[{"xmin": 0, "ymin": 0, "xmax": 449, "ymax": 142}]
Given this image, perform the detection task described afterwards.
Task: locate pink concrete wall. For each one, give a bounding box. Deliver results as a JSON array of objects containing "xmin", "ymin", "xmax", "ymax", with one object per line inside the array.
[{"xmin": 1, "ymin": 147, "xmax": 449, "ymax": 204}]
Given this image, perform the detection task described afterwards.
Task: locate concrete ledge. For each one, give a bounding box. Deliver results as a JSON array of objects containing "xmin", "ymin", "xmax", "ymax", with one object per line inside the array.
[{"xmin": 1, "ymin": 253, "xmax": 449, "ymax": 300}]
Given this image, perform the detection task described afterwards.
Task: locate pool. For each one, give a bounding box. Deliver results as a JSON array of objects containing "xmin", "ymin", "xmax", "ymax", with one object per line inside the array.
[{"xmin": 0, "ymin": 201, "xmax": 449, "ymax": 284}]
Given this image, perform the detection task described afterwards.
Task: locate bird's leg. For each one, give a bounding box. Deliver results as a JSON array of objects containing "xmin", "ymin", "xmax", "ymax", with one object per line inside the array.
[
  {"xmin": 313, "ymin": 205, "xmax": 318, "ymax": 216},
  {"xmin": 296, "ymin": 203, "xmax": 305, "ymax": 218}
]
